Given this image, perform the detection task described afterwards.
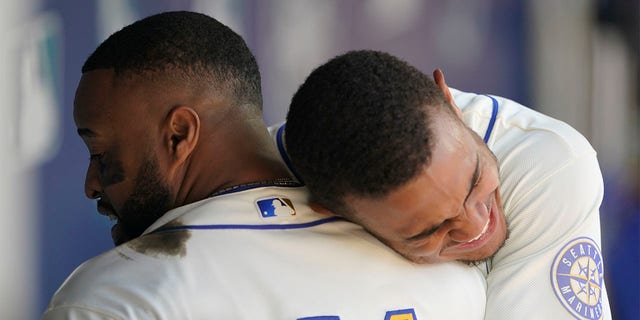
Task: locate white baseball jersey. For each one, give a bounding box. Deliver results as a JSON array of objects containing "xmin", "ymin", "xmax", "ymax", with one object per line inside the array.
[
  {"xmin": 43, "ymin": 185, "xmax": 486, "ymax": 319},
  {"xmin": 452, "ymin": 89, "xmax": 611, "ymax": 320},
  {"xmin": 271, "ymin": 88, "xmax": 611, "ymax": 320}
]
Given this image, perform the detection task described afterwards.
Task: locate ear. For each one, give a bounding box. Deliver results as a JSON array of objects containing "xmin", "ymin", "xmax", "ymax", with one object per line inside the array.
[
  {"xmin": 164, "ymin": 106, "xmax": 200, "ymax": 168},
  {"xmin": 433, "ymin": 68, "xmax": 463, "ymax": 119},
  {"xmin": 310, "ymin": 202, "xmax": 337, "ymax": 217}
]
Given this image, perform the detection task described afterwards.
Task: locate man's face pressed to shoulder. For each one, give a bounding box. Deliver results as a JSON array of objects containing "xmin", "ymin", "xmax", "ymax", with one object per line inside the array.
[
  {"xmin": 345, "ymin": 112, "xmax": 508, "ymax": 264},
  {"xmin": 74, "ymin": 69, "xmax": 171, "ymax": 246}
]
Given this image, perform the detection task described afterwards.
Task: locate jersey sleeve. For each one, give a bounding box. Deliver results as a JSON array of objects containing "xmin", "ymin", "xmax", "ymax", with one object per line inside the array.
[{"xmin": 485, "ymin": 131, "xmax": 611, "ymax": 319}]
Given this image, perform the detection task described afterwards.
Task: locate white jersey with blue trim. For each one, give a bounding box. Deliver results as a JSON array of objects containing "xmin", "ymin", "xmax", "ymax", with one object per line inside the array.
[
  {"xmin": 271, "ymin": 88, "xmax": 611, "ymax": 320},
  {"xmin": 454, "ymin": 88, "xmax": 611, "ymax": 320},
  {"xmin": 43, "ymin": 185, "xmax": 487, "ymax": 319}
]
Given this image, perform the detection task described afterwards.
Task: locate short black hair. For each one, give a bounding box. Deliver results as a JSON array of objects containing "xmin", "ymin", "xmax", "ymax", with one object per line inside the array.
[
  {"xmin": 285, "ymin": 50, "xmax": 449, "ymax": 214},
  {"xmin": 82, "ymin": 11, "xmax": 262, "ymax": 109}
]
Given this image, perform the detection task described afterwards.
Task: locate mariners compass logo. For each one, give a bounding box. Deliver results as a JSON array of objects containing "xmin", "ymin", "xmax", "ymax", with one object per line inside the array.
[{"xmin": 551, "ymin": 237, "xmax": 604, "ymax": 320}]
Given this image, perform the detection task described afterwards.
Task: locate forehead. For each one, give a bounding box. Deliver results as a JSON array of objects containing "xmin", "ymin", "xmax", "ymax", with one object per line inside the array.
[
  {"xmin": 74, "ymin": 70, "xmax": 123, "ymax": 122},
  {"xmin": 73, "ymin": 69, "xmax": 150, "ymax": 129},
  {"xmin": 347, "ymin": 112, "xmax": 479, "ymax": 228},
  {"xmin": 406, "ymin": 118, "xmax": 476, "ymax": 206}
]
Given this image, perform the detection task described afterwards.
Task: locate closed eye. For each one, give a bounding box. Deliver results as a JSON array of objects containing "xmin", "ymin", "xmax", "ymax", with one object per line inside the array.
[
  {"xmin": 407, "ymin": 223, "xmax": 442, "ymax": 242},
  {"xmin": 464, "ymin": 154, "xmax": 481, "ymax": 203}
]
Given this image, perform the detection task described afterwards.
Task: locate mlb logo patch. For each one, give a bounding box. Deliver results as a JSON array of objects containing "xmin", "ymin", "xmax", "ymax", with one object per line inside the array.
[
  {"xmin": 385, "ymin": 308, "xmax": 417, "ymax": 320},
  {"xmin": 256, "ymin": 197, "xmax": 296, "ymax": 218}
]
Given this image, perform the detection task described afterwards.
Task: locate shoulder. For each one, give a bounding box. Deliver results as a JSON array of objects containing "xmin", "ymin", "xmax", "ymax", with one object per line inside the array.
[
  {"xmin": 476, "ymin": 91, "xmax": 602, "ymax": 203},
  {"xmin": 43, "ymin": 249, "xmax": 137, "ymax": 318},
  {"xmin": 452, "ymin": 88, "xmax": 600, "ymax": 191},
  {"xmin": 43, "ymin": 244, "xmax": 183, "ymax": 319},
  {"xmin": 453, "ymin": 88, "xmax": 595, "ymax": 157},
  {"xmin": 45, "ymin": 188, "xmax": 488, "ymax": 319}
]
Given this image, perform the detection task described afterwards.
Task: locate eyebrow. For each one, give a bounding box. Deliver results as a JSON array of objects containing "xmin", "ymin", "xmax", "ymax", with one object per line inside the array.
[{"xmin": 406, "ymin": 153, "xmax": 480, "ymax": 242}]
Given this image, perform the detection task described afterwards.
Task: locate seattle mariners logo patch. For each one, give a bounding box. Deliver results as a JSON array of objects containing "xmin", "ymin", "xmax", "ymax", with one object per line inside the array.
[
  {"xmin": 255, "ymin": 197, "xmax": 296, "ymax": 218},
  {"xmin": 551, "ymin": 237, "xmax": 604, "ymax": 320}
]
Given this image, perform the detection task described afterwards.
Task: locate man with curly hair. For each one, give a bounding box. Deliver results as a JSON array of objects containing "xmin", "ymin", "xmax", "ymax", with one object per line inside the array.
[{"xmin": 282, "ymin": 50, "xmax": 612, "ymax": 319}]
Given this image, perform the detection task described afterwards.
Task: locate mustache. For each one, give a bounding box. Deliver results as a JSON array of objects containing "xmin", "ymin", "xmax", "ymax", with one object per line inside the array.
[{"xmin": 97, "ymin": 199, "xmax": 118, "ymax": 219}]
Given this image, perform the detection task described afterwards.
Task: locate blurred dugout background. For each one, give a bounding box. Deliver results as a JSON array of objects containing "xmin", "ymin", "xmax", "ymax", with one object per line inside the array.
[{"xmin": 0, "ymin": 0, "xmax": 637, "ymax": 319}]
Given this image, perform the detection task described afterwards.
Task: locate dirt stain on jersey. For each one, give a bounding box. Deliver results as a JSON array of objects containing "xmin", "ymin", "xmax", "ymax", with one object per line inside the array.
[
  {"xmin": 117, "ymin": 251, "xmax": 133, "ymax": 260},
  {"xmin": 127, "ymin": 220, "xmax": 191, "ymax": 257}
]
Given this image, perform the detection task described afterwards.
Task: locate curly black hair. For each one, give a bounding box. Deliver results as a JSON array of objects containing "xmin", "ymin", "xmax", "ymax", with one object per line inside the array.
[
  {"xmin": 82, "ymin": 11, "xmax": 262, "ymax": 110},
  {"xmin": 285, "ymin": 50, "xmax": 451, "ymax": 214}
]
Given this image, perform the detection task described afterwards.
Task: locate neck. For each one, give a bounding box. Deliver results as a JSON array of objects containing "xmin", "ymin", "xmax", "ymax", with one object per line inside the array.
[
  {"xmin": 173, "ymin": 117, "xmax": 293, "ymax": 207},
  {"xmin": 208, "ymin": 177, "xmax": 299, "ymax": 198}
]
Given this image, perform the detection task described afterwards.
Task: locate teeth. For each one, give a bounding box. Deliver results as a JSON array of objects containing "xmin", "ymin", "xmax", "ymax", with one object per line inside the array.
[{"xmin": 467, "ymin": 218, "xmax": 490, "ymax": 243}]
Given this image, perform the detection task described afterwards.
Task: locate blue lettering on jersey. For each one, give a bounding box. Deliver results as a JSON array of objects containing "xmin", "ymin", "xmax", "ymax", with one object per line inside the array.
[
  {"xmin": 297, "ymin": 317, "xmax": 340, "ymax": 320},
  {"xmin": 385, "ymin": 308, "xmax": 417, "ymax": 320},
  {"xmin": 256, "ymin": 197, "xmax": 296, "ymax": 218},
  {"xmin": 551, "ymin": 237, "xmax": 604, "ymax": 320}
]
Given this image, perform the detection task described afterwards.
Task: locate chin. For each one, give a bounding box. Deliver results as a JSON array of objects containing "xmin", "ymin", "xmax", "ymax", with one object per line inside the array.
[
  {"xmin": 458, "ymin": 246, "xmax": 502, "ymax": 266},
  {"xmin": 461, "ymin": 229, "xmax": 509, "ymax": 266}
]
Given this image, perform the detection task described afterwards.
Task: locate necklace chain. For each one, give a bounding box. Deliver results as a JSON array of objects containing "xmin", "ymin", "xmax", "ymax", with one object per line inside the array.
[{"xmin": 208, "ymin": 177, "xmax": 299, "ymax": 198}]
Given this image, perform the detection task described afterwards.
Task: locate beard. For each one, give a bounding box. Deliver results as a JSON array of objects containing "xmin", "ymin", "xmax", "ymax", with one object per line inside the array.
[
  {"xmin": 112, "ymin": 155, "xmax": 172, "ymax": 246},
  {"xmin": 460, "ymin": 227, "xmax": 510, "ymax": 267}
]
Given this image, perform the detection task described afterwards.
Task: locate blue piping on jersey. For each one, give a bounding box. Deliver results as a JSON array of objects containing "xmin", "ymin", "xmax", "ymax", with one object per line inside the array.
[
  {"xmin": 150, "ymin": 216, "xmax": 345, "ymax": 234},
  {"xmin": 483, "ymin": 95, "xmax": 499, "ymax": 143},
  {"xmin": 276, "ymin": 124, "xmax": 304, "ymax": 183}
]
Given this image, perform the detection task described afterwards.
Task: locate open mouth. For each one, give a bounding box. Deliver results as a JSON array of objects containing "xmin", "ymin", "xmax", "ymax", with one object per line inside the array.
[
  {"xmin": 466, "ymin": 217, "xmax": 490, "ymax": 243},
  {"xmin": 448, "ymin": 197, "xmax": 497, "ymax": 252}
]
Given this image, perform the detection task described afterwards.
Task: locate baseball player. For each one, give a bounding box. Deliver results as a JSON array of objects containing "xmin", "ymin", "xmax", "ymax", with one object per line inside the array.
[
  {"xmin": 42, "ymin": 12, "xmax": 487, "ymax": 319},
  {"xmin": 44, "ymin": 185, "xmax": 488, "ymax": 319},
  {"xmin": 279, "ymin": 50, "xmax": 612, "ymax": 320}
]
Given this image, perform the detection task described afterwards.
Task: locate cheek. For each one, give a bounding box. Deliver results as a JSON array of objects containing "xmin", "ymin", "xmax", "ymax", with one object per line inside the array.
[
  {"xmin": 97, "ymin": 151, "xmax": 127, "ymax": 187},
  {"xmin": 475, "ymin": 173, "xmax": 500, "ymax": 205},
  {"xmin": 98, "ymin": 161, "xmax": 126, "ymax": 187},
  {"xmin": 354, "ymin": 213, "xmax": 399, "ymax": 239},
  {"xmin": 357, "ymin": 220, "xmax": 415, "ymax": 255},
  {"xmin": 481, "ymin": 163, "xmax": 500, "ymax": 191},
  {"xmin": 401, "ymin": 237, "xmax": 445, "ymax": 261},
  {"xmin": 405, "ymin": 246, "xmax": 448, "ymax": 264},
  {"xmin": 99, "ymin": 159, "xmax": 134, "ymax": 208},
  {"xmin": 102, "ymin": 181, "xmax": 132, "ymax": 207}
]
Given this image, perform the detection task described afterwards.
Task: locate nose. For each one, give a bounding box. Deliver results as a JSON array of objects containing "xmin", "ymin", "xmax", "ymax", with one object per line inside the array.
[
  {"xmin": 84, "ymin": 162, "xmax": 103, "ymax": 199},
  {"xmin": 448, "ymin": 200, "xmax": 489, "ymax": 243}
]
